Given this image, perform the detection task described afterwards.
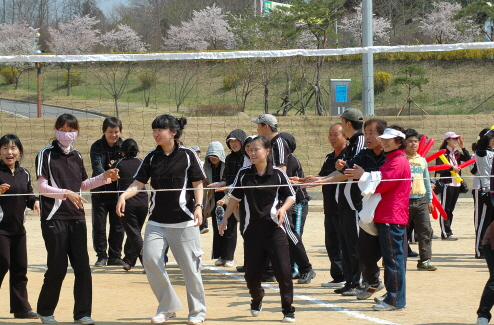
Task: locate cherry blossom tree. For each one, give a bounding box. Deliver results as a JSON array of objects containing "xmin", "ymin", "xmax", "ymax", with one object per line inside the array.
[
  {"xmin": 163, "ymin": 4, "xmax": 235, "ymax": 51},
  {"xmin": 47, "ymin": 15, "xmax": 100, "ymax": 95},
  {"xmin": 418, "ymin": 2, "xmax": 480, "ymax": 44},
  {"xmin": 93, "ymin": 25, "xmax": 148, "ymax": 117},
  {"xmin": 339, "ymin": 3, "xmax": 391, "ymax": 46},
  {"xmin": 0, "ymin": 22, "xmax": 37, "ymax": 89}
]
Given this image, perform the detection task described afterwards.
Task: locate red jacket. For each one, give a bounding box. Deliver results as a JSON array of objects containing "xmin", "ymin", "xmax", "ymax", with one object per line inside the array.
[{"xmin": 374, "ymin": 149, "xmax": 411, "ymax": 225}]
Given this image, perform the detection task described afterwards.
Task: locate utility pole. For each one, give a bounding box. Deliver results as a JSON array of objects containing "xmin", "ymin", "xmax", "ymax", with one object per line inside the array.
[{"xmin": 362, "ymin": 0, "xmax": 374, "ymax": 116}]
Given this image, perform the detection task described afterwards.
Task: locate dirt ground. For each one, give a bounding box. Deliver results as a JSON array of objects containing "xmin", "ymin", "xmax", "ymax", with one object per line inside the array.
[{"xmin": 0, "ymin": 198, "xmax": 487, "ymax": 325}]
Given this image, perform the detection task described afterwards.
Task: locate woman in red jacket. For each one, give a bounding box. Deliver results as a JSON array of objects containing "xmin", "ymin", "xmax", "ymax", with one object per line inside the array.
[{"xmin": 372, "ymin": 126, "xmax": 411, "ymax": 311}]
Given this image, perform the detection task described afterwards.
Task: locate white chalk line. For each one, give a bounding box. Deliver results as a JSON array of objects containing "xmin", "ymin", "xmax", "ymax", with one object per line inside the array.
[{"xmin": 204, "ymin": 265, "xmax": 401, "ymax": 325}]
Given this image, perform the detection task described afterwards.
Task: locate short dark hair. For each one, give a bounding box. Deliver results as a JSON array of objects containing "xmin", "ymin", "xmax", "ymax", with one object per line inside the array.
[
  {"xmin": 364, "ymin": 119, "xmax": 387, "ymax": 135},
  {"xmin": 55, "ymin": 114, "xmax": 79, "ymax": 131},
  {"xmin": 121, "ymin": 138, "xmax": 139, "ymax": 158},
  {"xmin": 405, "ymin": 128, "xmax": 419, "ymax": 140},
  {"xmin": 260, "ymin": 123, "xmax": 278, "ymax": 133},
  {"xmin": 151, "ymin": 114, "xmax": 187, "ymax": 139},
  {"xmin": 0, "ymin": 134, "xmax": 23, "ymax": 160},
  {"xmin": 102, "ymin": 117, "xmax": 123, "ymax": 133},
  {"xmin": 342, "ymin": 117, "xmax": 363, "ymax": 131},
  {"xmin": 388, "ymin": 125, "xmax": 407, "ymax": 149},
  {"xmin": 243, "ymin": 136, "xmax": 256, "ymax": 158}
]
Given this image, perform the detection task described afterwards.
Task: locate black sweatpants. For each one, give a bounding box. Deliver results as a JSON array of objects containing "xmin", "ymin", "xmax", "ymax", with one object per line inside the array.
[
  {"xmin": 338, "ymin": 207, "xmax": 361, "ymax": 287},
  {"xmin": 92, "ymin": 195, "xmax": 124, "ymax": 259},
  {"xmin": 477, "ymin": 244, "xmax": 494, "ymax": 320},
  {"xmin": 474, "ymin": 189, "xmax": 494, "ymax": 258},
  {"xmin": 286, "ymin": 209, "xmax": 312, "ymax": 274},
  {"xmin": 357, "ymin": 230, "xmax": 381, "ymax": 285},
  {"xmin": 37, "ymin": 219, "xmax": 92, "ymax": 319},
  {"xmin": 0, "ymin": 233, "xmax": 32, "ymax": 313},
  {"xmin": 324, "ymin": 213, "xmax": 344, "ymax": 283},
  {"xmin": 244, "ymin": 227, "xmax": 295, "ymax": 316},
  {"xmin": 439, "ymin": 184, "xmax": 460, "ymax": 238},
  {"xmin": 121, "ymin": 205, "xmax": 148, "ymax": 267},
  {"xmin": 211, "ymin": 206, "xmax": 237, "ymax": 261}
]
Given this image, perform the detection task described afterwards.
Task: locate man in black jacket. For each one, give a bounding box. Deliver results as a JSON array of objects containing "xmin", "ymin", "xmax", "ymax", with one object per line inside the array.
[{"xmin": 91, "ymin": 117, "xmax": 124, "ymax": 267}]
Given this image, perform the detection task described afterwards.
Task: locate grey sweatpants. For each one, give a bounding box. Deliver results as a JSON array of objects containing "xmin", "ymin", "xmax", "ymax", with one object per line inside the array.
[{"xmin": 142, "ymin": 224, "xmax": 206, "ymax": 323}]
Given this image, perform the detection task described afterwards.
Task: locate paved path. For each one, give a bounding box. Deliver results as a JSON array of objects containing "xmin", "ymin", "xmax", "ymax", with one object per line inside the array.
[{"xmin": 0, "ymin": 98, "xmax": 106, "ymax": 118}]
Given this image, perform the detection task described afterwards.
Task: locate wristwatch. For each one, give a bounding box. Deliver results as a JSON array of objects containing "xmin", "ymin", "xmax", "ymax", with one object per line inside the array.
[{"xmin": 195, "ymin": 204, "xmax": 203, "ymax": 209}]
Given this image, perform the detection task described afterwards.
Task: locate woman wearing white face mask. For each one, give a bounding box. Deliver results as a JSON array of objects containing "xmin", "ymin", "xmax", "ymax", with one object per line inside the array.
[{"xmin": 35, "ymin": 114, "xmax": 119, "ymax": 325}]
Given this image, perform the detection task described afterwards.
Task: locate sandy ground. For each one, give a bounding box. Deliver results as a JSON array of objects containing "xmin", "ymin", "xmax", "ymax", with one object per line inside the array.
[{"xmin": 0, "ymin": 198, "xmax": 488, "ymax": 325}]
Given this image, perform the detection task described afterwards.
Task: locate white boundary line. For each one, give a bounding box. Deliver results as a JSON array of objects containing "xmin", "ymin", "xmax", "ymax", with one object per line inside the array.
[{"xmin": 204, "ymin": 265, "xmax": 401, "ymax": 325}]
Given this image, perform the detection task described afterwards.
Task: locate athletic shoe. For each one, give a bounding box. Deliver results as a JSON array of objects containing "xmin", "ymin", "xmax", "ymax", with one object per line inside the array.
[
  {"xmin": 334, "ymin": 284, "xmax": 352, "ymax": 294},
  {"xmin": 417, "ymin": 259, "xmax": 437, "ymax": 271},
  {"xmin": 250, "ymin": 300, "xmax": 262, "ymax": 317},
  {"xmin": 123, "ymin": 263, "xmax": 132, "ymax": 271},
  {"xmin": 188, "ymin": 319, "xmax": 204, "ymax": 325},
  {"xmin": 236, "ymin": 265, "xmax": 245, "ymax": 272},
  {"xmin": 297, "ymin": 269, "xmax": 316, "ymax": 284},
  {"xmin": 39, "ymin": 315, "xmax": 57, "ymax": 324},
  {"xmin": 372, "ymin": 301, "xmax": 404, "ymax": 311},
  {"xmin": 432, "ymin": 234, "xmax": 439, "ymax": 239},
  {"xmin": 341, "ymin": 287, "xmax": 363, "ymax": 296},
  {"xmin": 215, "ymin": 258, "xmax": 225, "ymax": 266},
  {"xmin": 200, "ymin": 228, "xmax": 209, "ymax": 234},
  {"xmin": 224, "ymin": 260, "xmax": 234, "ymax": 267},
  {"xmin": 107, "ymin": 258, "xmax": 125, "ymax": 266},
  {"xmin": 261, "ymin": 274, "xmax": 276, "ymax": 282},
  {"xmin": 94, "ymin": 257, "xmax": 107, "ymax": 267},
  {"xmin": 321, "ymin": 280, "xmax": 345, "ymax": 288},
  {"xmin": 282, "ymin": 313, "xmax": 296, "ymax": 323},
  {"xmin": 74, "ymin": 316, "xmax": 96, "ymax": 324},
  {"xmin": 476, "ymin": 317, "xmax": 489, "ymax": 325},
  {"xmin": 14, "ymin": 310, "xmax": 38, "ymax": 318},
  {"xmin": 374, "ymin": 293, "xmax": 387, "ymax": 303},
  {"xmin": 357, "ymin": 279, "xmax": 385, "ymax": 300},
  {"xmin": 151, "ymin": 312, "xmax": 176, "ymax": 324},
  {"xmin": 408, "ymin": 250, "xmax": 419, "ymax": 257},
  {"xmin": 442, "ymin": 235, "xmax": 458, "ymax": 241}
]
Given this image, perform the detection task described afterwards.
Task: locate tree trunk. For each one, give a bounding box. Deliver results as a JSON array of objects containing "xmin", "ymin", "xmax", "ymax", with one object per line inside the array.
[
  {"xmin": 67, "ymin": 65, "xmax": 72, "ymax": 96},
  {"xmin": 315, "ymin": 56, "xmax": 325, "ymax": 116},
  {"xmin": 264, "ymin": 84, "xmax": 269, "ymax": 114},
  {"xmin": 114, "ymin": 98, "xmax": 119, "ymax": 118}
]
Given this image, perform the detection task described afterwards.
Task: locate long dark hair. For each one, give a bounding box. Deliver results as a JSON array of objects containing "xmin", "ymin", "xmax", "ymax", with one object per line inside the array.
[
  {"xmin": 151, "ymin": 114, "xmax": 187, "ymax": 139},
  {"xmin": 121, "ymin": 138, "xmax": 139, "ymax": 158},
  {"xmin": 0, "ymin": 134, "xmax": 23, "ymax": 161},
  {"xmin": 55, "ymin": 113, "xmax": 79, "ymax": 131}
]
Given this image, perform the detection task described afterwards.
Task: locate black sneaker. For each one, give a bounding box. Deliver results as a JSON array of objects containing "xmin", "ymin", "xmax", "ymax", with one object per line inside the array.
[
  {"xmin": 14, "ymin": 310, "xmax": 38, "ymax": 319},
  {"xmin": 334, "ymin": 283, "xmax": 351, "ymax": 294},
  {"xmin": 282, "ymin": 312, "xmax": 296, "ymax": 323},
  {"xmin": 107, "ymin": 258, "xmax": 125, "ymax": 266},
  {"xmin": 236, "ymin": 265, "xmax": 245, "ymax": 272},
  {"xmin": 297, "ymin": 268, "xmax": 316, "ymax": 284},
  {"xmin": 250, "ymin": 300, "xmax": 262, "ymax": 317},
  {"xmin": 94, "ymin": 257, "xmax": 107, "ymax": 267},
  {"xmin": 261, "ymin": 274, "xmax": 276, "ymax": 282}
]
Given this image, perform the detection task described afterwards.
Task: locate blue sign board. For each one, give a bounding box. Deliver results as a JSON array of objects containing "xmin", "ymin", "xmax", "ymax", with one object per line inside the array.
[{"xmin": 335, "ymin": 85, "xmax": 347, "ymax": 102}]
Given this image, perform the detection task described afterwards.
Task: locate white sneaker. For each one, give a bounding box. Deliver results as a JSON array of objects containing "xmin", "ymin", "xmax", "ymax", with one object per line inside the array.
[
  {"xmin": 151, "ymin": 312, "xmax": 176, "ymax": 324},
  {"xmin": 224, "ymin": 260, "xmax": 234, "ymax": 267},
  {"xmin": 476, "ymin": 317, "xmax": 489, "ymax": 325},
  {"xmin": 321, "ymin": 280, "xmax": 345, "ymax": 288},
  {"xmin": 74, "ymin": 316, "xmax": 96, "ymax": 324},
  {"xmin": 372, "ymin": 301, "xmax": 404, "ymax": 311},
  {"xmin": 39, "ymin": 315, "xmax": 57, "ymax": 324},
  {"xmin": 282, "ymin": 313, "xmax": 296, "ymax": 322},
  {"xmin": 215, "ymin": 258, "xmax": 225, "ymax": 266},
  {"xmin": 188, "ymin": 319, "xmax": 204, "ymax": 325}
]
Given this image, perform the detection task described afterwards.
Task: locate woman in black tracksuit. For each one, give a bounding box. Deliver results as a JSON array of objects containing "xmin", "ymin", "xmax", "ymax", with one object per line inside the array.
[
  {"xmin": 0, "ymin": 134, "xmax": 39, "ymax": 320},
  {"xmin": 218, "ymin": 135, "xmax": 297, "ymax": 323},
  {"xmin": 435, "ymin": 131, "xmax": 470, "ymax": 240},
  {"xmin": 114, "ymin": 139, "xmax": 148, "ymax": 271}
]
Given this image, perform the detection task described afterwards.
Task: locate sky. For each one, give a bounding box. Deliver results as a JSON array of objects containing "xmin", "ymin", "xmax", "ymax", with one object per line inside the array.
[{"xmin": 98, "ymin": 0, "xmax": 129, "ymax": 14}]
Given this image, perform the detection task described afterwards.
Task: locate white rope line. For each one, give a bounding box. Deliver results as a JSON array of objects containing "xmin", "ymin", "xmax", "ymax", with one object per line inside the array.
[
  {"xmin": 0, "ymin": 174, "xmax": 488, "ymax": 197},
  {"xmin": 1, "ymin": 42, "xmax": 494, "ymax": 63}
]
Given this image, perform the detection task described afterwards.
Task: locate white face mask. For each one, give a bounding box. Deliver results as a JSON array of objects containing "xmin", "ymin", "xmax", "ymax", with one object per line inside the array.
[{"xmin": 55, "ymin": 130, "xmax": 78, "ymax": 147}]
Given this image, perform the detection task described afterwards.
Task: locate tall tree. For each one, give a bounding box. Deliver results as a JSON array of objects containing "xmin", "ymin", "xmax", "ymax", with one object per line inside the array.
[
  {"xmin": 454, "ymin": 0, "xmax": 494, "ymax": 41},
  {"xmin": 47, "ymin": 15, "xmax": 100, "ymax": 95}
]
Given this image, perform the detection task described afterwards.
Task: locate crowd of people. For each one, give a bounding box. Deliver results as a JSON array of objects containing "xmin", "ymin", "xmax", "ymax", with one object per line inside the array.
[{"xmin": 0, "ymin": 110, "xmax": 493, "ymax": 324}]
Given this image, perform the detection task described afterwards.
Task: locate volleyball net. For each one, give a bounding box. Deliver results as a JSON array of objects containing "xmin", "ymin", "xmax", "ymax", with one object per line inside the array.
[{"xmin": 1, "ymin": 42, "xmax": 494, "ymax": 195}]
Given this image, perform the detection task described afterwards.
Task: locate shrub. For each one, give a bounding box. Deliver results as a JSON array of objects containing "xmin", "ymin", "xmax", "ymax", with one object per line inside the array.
[
  {"xmin": 63, "ymin": 69, "xmax": 83, "ymax": 87},
  {"xmin": 374, "ymin": 71, "xmax": 392, "ymax": 94},
  {"xmin": 139, "ymin": 70, "xmax": 156, "ymax": 89},
  {"xmin": 190, "ymin": 104, "xmax": 240, "ymax": 116},
  {"xmin": 223, "ymin": 73, "xmax": 240, "ymax": 89},
  {"xmin": 1, "ymin": 67, "xmax": 17, "ymax": 85},
  {"xmin": 291, "ymin": 73, "xmax": 305, "ymax": 91}
]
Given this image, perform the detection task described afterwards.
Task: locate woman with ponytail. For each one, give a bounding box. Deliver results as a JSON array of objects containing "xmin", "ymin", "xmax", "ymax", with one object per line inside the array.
[{"xmin": 116, "ymin": 114, "xmax": 207, "ymax": 325}]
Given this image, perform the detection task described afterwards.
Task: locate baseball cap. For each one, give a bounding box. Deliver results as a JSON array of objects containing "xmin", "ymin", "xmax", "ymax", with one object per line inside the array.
[
  {"xmin": 444, "ymin": 131, "xmax": 461, "ymax": 139},
  {"xmin": 251, "ymin": 114, "xmax": 278, "ymax": 128},
  {"xmin": 377, "ymin": 128, "xmax": 406, "ymax": 140},
  {"xmin": 340, "ymin": 108, "xmax": 363, "ymax": 122}
]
